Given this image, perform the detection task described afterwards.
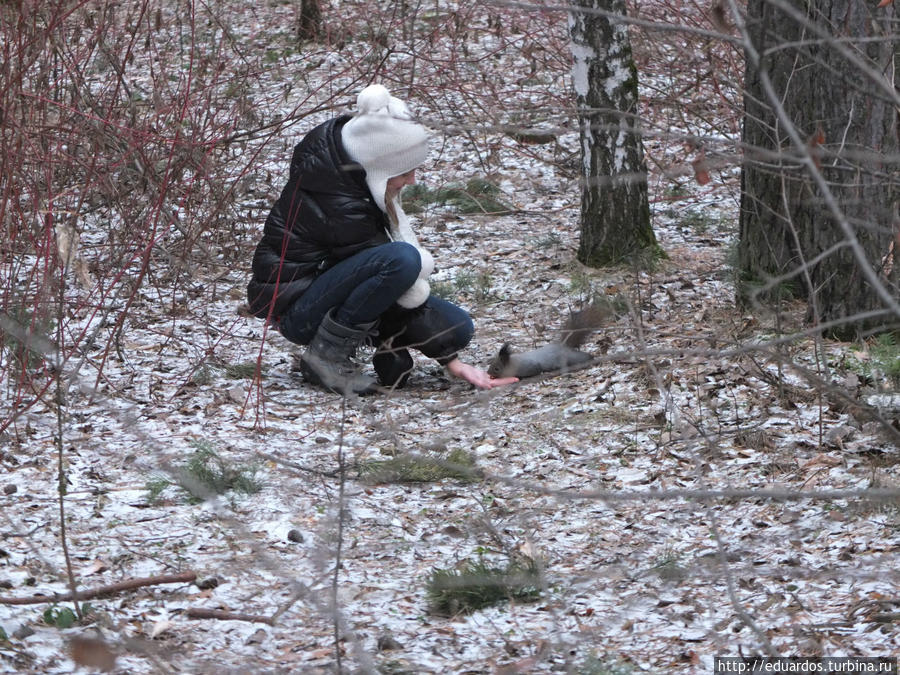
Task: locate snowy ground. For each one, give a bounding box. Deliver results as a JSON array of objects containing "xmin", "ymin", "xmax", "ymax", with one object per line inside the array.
[{"xmin": 2, "ymin": 1, "xmax": 899, "ymax": 673}]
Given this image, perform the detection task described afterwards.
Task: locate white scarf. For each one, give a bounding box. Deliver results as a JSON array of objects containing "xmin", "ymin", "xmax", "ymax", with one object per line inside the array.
[{"xmin": 386, "ymin": 193, "xmax": 433, "ymax": 309}]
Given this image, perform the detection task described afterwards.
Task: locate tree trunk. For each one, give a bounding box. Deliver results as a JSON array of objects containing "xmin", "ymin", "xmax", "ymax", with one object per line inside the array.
[
  {"xmin": 569, "ymin": 0, "xmax": 656, "ymax": 268},
  {"xmin": 738, "ymin": 0, "xmax": 899, "ymax": 338},
  {"xmin": 296, "ymin": 0, "xmax": 322, "ymax": 43}
]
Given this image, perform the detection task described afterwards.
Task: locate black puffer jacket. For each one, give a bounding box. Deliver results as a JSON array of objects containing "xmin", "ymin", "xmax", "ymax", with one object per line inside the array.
[{"xmin": 246, "ymin": 116, "xmax": 391, "ymax": 319}]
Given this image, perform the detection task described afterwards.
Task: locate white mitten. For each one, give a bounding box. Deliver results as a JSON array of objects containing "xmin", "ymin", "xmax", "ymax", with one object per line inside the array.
[{"xmin": 388, "ymin": 194, "xmax": 433, "ymax": 309}]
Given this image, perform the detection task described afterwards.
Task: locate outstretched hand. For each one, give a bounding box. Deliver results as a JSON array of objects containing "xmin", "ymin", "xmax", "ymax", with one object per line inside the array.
[{"xmin": 445, "ymin": 358, "xmax": 519, "ymax": 390}]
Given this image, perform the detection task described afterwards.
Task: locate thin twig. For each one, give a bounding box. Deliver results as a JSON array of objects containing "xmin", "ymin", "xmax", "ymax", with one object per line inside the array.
[
  {"xmin": 55, "ymin": 249, "xmax": 81, "ymax": 619},
  {"xmin": 332, "ymin": 396, "xmax": 348, "ymax": 673},
  {"xmin": 256, "ymin": 450, "xmax": 341, "ymax": 478},
  {"xmin": 706, "ymin": 502, "xmax": 780, "ymax": 656}
]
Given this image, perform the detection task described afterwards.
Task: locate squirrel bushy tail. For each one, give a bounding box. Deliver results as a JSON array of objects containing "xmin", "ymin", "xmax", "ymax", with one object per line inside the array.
[{"xmin": 560, "ymin": 301, "xmax": 614, "ymax": 349}]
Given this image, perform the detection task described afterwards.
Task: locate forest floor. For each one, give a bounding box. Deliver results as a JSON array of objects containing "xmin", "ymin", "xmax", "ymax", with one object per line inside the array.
[{"xmin": 2, "ymin": 1, "xmax": 900, "ymax": 673}]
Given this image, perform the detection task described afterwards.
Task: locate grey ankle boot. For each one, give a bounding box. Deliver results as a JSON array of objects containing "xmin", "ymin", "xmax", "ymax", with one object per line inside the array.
[{"xmin": 300, "ymin": 310, "xmax": 378, "ymax": 395}]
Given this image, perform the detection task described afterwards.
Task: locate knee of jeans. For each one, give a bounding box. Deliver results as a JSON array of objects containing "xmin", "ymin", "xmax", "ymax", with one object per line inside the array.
[
  {"xmin": 446, "ymin": 312, "xmax": 474, "ymax": 352},
  {"xmin": 385, "ymin": 241, "xmax": 422, "ymax": 286},
  {"xmin": 432, "ymin": 314, "xmax": 474, "ymax": 365},
  {"xmin": 278, "ymin": 313, "xmax": 314, "ymax": 346}
]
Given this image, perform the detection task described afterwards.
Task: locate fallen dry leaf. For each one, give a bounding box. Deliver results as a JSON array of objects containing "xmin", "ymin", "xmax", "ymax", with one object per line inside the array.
[
  {"xmin": 69, "ymin": 636, "xmax": 117, "ymax": 672},
  {"xmin": 692, "ymin": 153, "xmax": 711, "ymax": 185},
  {"xmin": 84, "ymin": 559, "xmax": 110, "ymax": 576},
  {"xmin": 149, "ymin": 620, "xmax": 174, "ymax": 639},
  {"xmin": 801, "ymin": 453, "xmax": 842, "ymax": 469}
]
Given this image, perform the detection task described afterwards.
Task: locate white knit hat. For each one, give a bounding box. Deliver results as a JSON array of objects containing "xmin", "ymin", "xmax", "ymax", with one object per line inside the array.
[{"xmin": 341, "ymin": 84, "xmax": 430, "ymax": 211}]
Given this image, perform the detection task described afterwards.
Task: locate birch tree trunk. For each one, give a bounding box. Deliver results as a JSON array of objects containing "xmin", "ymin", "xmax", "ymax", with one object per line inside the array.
[
  {"xmin": 738, "ymin": 0, "xmax": 899, "ymax": 338},
  {"xmin": 569, "ymin": 0, "xmax": 656, "ymax": 267}
]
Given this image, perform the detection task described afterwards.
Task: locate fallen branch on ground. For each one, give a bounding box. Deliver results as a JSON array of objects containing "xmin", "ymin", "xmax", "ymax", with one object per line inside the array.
[
  {"xmin": 185, "ymin": 608, "xmax": 276, "ymax": 625},
  {"xmin": 0, "ymin": 571, "xmax": 197, "ymax": 606}
]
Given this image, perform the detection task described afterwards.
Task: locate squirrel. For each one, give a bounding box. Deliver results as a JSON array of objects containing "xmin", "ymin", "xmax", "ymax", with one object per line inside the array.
[{"xmin": 487, "ymin": 302, "xmax": 612, "ymax": 379}]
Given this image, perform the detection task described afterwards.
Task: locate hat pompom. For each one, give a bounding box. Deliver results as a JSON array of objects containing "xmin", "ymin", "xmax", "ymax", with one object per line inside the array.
[{"xmin": 356, "ymin": 84, "xmax": 391, "ymax": 114}]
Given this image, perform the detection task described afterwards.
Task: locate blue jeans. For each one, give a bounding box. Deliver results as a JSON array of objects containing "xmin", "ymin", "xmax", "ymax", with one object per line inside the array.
[{"xmin": 279, "ymin": 242, "xmax": 473, "ymax": 364}]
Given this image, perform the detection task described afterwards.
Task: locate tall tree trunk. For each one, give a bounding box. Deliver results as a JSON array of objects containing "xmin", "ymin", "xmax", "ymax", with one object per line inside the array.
[
  {"xmin": 738, "ymin": 0, "xmax": 899, "ymax": 338},
  {"xmin": 569, "ymin": 0, "xmax": 656, "ymax": 268},
  {"xmin": 296, "ymin": 0, "xmax": 322, "ymax": 43}
]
